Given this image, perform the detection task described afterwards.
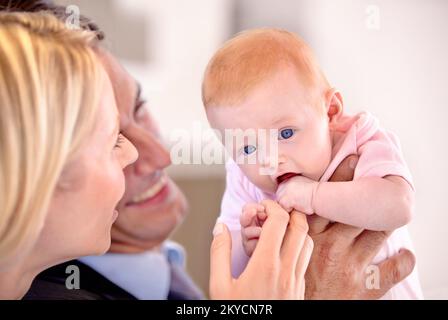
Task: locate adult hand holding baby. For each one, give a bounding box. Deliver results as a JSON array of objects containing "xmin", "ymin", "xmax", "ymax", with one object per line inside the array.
[
  {"xmin": 210, "ymin": 200, "xmax": 313, "ymax": 300},
  {"xmin": 305, "ymin": 154, "xmax": 416, "ymax": 299}
]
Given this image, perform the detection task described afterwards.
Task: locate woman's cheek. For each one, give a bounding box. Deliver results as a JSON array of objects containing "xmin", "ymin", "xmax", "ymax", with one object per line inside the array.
[
  {"xmin": 111, "ymin": 162, "xmax": 127, "ymax": 199},
  {"xmin": 96, "ymin": 159, "xmax": 126, "ymax": 205}
]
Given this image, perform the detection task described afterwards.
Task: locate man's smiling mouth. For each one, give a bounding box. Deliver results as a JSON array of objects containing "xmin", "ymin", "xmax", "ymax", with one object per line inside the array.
[{"xmin": 128, "ymin": 175, "xmax": 168, "ymax": 204}]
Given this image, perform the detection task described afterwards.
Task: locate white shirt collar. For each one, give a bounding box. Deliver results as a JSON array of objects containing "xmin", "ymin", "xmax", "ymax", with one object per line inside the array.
[{"xmin": 79, "ymin": 241, "xmax": 185, "ymax": 300}]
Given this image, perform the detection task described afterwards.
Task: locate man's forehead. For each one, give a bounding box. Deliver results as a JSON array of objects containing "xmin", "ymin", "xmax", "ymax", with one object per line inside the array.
[{"xmin": 98, "ymin": 51, "xmax": 138, "ymax": 109}]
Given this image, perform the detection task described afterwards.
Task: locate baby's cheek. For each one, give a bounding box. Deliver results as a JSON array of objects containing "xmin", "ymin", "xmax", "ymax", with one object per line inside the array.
[
  {"xmin": 303, "ymin": 135, "xmax": 332, "ymax": 180},
  {"xmin": 241, "ymin": 165, "xmax": 276, "ymax": 194},
  {"xmin": 315, "ymin": 141, "xmax": 333, "ymax": 179}
]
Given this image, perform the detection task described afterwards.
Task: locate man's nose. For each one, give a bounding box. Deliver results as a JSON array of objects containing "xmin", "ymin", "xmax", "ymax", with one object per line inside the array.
[{"xmin": 132, "ymin": 128, "xmax": 171, "ymax": 175}]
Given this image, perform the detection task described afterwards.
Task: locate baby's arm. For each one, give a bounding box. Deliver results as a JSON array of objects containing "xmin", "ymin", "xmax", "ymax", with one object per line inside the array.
[
  {"xmin": 278, "ymin": 175, "xmax": 414, "ymax": 231},
  {"xmin": 314, "ymin": 175, "xmax": 414, "ymax": 231}
]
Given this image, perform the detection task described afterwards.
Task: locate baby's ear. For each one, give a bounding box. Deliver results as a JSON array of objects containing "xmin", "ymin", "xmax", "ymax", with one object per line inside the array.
[{"xmin": 325, "ymin": 88, "xmax": 344, "ymax": 125}]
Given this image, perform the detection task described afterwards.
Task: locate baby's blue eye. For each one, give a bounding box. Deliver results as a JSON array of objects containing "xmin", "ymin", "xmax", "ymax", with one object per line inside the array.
[
  {"xmin": 279, "ymin": 129, "xmax": 295, "ymax": 140},
  {"xmin": 243, "ymin": 145, "xmax": 257, "ymax": 155}
]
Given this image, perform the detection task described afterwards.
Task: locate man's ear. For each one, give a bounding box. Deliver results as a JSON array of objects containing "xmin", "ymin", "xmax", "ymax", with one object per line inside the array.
[{"xmin": 325, "ymin": 88, "xmax": 344, "ymax": 125}]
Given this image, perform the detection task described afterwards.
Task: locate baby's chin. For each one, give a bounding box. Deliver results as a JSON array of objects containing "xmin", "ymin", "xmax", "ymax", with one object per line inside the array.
[{"xmin": 254, "ymin": 180, "xmax": 278, "ymax": 197}]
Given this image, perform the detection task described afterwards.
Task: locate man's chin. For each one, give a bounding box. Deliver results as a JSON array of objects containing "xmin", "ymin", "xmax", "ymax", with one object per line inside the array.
[
  {"xmin": 111, "ymin": 181, "xmax": 188, "ymax": 250},
  {"xmin": 115, "ymin": 206, "xmax": 184, "ymax": 237},
  {"xmin": 109, "ymin": 223, "xmax": 175, "ymax": 253}
]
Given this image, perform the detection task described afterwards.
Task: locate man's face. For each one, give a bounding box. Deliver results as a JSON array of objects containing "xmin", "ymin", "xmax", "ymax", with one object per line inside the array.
[{"xmin": 99, "ymin": 50, "xmax": 188, "ymax": 250}]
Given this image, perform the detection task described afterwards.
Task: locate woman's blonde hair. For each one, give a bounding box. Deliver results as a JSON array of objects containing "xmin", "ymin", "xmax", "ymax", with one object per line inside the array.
[{"xmin": 0, "ymin": 12, "xmax": 102, "ymax": 266}]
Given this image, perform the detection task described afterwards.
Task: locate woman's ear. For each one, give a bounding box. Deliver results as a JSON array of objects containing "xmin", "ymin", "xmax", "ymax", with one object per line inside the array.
[{"xmin": 325, "ymin": 88, "xmax": 344, "ymax": 125}]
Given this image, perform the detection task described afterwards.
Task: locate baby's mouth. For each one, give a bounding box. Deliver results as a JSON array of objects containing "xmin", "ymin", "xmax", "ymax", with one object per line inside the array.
[{"xmin": 276, "ymin": 172, "xmax": 301, "ymax": 185}]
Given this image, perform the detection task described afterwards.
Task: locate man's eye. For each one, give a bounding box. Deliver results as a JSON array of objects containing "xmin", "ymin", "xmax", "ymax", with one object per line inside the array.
[
  {"xmin": 279, "ymin": 128, "xmax": 295, "ymax": 140},
  {"xmin": 134, "ymin": 101, "xmax": 147, "ymax": 119},
  {"xmin": 243, "ymin": 145, "xmax": 257, "ymax": 155}
]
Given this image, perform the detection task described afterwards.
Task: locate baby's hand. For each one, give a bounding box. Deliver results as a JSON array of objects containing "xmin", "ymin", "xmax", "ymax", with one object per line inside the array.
[
  {"xmin": 240, "ymin": 203, "xmax": 267, "ymax": 257},
  {"xmin": 276, "ymin": 175, "xmax": 318, "ymax": 215}
]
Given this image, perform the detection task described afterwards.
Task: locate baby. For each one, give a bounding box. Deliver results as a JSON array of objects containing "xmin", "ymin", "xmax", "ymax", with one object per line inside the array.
[{"xmin": 202, "ymin": 29, "xmax": 422, "ymax": 299}]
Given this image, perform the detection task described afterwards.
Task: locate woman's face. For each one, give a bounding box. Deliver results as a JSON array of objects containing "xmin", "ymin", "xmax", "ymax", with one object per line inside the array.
[
  {"xmin": 98, "ymin": 51, "xmax": 188, "ymax": 250},
  {"xmin": 34, "ymin": 68, "xmax": 138, "ymax": 264}
]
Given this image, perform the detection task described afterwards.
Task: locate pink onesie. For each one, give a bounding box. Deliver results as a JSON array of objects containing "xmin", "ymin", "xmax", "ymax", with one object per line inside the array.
[{"xmin": 218, "ymin": 112, "xmax": 423, "ymax": 299}]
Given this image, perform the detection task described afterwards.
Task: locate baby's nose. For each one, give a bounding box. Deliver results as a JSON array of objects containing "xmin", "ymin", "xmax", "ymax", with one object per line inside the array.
[
  {"xmin": 277, "ymin": 154, "xmax": 287, "ymax": 164},
  {"xmin": 258, "ymin": 155, "xmax": 278, "ymax": 176},
  {"xmin": 260, "ymin": 154, "xmax": 277, "ymax": 166}
]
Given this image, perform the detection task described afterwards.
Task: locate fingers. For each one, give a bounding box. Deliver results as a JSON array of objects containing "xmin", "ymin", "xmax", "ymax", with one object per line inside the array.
[
  {"xmin": 367, "ymin": 249, "xmax": 416, "ymax": 299},
  {"xmin": 327, "ymin": 222, "xmax": 365, "ymax": 245},
  {"xmin": 242, "ymin": 203, "xmax": 265, "ymax": 213},
  {"xmin": 353, "ymin": 230, "xmax": 391, "ymax": 263},
  {"xmin": 280, "ymin": 211, "xmax": 309, "ymax": 265},
  {"xmin": 295, "ymin": 235, "xmax": 314, "ymax": 282},
  {"xmin": 241, "ymin": 203, "xmax": 265, "ymax": 228},
  {"xmin": 255, "ymin": 200, "xmax": 290, "ymax": 259},
  {"xmin": 329, "ymin": 154, "xmax": 359, "ymax": 182},
  {"xmin": 242, "ymin": 226, "xmax": 262, "ymax": 240},
  {"xmin": 277, "ymin": 198, "xmax": 293, "ymax": 213},
  {"xmin": 244, "ymin": 239, "xmax": 259, "ymax": 257},
  {"xmin": 257, "ymin": 210, "xmax": 267, "ymax": 223},
  {"xmin": 240, "ymin": 205, "xmax": 257, "ymax": 228},
  {"xmin": 276, "ymin": 183, "xmax": 297, "ymax": 213},
  {"xmin": 307, "ymin": 215, "xmax": 331, "ymax": 235},
  {"xmin": 209, "ymin": 223, "xmax": 232, "ymax": 297}
]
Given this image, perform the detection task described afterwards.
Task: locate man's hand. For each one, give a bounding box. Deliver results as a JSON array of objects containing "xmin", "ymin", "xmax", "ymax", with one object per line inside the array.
[{"xmin": 305, "ymin": 155, "xmax": 416, "ymax": 299}]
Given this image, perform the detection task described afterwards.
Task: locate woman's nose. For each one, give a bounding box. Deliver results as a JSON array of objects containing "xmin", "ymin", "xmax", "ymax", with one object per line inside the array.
[{"xmin": 122, "ymin": 137, "xmax": 139, "ymax": 168}]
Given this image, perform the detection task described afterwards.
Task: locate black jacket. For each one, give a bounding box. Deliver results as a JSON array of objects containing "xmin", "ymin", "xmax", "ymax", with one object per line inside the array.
[{"xmin": 24, "ymin": 260, "xmax": 137, "ymax": 300}]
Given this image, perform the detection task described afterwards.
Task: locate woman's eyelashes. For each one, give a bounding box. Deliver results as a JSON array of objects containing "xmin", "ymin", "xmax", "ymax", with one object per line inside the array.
[
  {"xmin": 278, "ymin": 128, "xmax": 296, "ymax": 140},
  {"xmin": 114, "ymin": 133, "xmax": 125, "ymax": 149}
]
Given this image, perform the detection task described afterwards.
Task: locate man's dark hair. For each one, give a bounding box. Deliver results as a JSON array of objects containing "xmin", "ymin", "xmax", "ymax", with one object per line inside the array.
[{"xmin": 0, "ymin": 0, "xmax": 105, "ymax": 40}]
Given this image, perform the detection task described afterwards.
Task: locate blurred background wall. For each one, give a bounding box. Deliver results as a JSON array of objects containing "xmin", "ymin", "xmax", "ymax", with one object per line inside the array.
[{"xmin": 57, "ymin": 0, "xmax": 448, "ymax": 299}]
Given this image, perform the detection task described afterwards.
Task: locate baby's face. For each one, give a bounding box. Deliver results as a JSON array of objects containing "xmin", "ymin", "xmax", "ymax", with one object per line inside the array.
[{"xmin": 207, "ymin": 67, "xmax": 333, "ymax": 194}]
